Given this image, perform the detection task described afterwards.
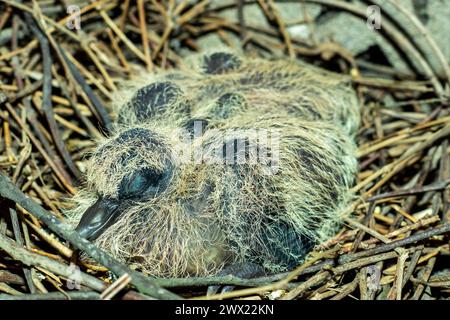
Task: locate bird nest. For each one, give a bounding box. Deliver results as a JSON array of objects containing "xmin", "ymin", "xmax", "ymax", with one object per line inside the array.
[{"xmin": 0, "ymin": 0, "xmax": 449, "ymax": 300}]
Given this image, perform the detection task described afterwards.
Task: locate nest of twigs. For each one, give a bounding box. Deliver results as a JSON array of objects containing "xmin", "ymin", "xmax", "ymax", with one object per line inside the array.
[{"xmin": 0, "ymin": 0, "xmax": 449, "ymax": 300}]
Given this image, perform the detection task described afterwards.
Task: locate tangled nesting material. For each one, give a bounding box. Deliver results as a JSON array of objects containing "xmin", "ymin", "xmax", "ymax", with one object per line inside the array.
[{"xmin": 66, "ymin": 50, "xmax": 360, "ymax": 277}]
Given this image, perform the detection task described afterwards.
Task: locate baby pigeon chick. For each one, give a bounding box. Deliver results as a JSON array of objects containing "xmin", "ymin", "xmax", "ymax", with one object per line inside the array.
[{"xmin": 67, "ymin": 51, "xmax": 359, "ymax": 280}]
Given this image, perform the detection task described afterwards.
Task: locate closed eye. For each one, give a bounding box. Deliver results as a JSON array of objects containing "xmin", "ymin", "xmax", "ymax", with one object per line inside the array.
[{"xmin": 118, "ymin": 168, "xmax": 166, "ymax": 199}]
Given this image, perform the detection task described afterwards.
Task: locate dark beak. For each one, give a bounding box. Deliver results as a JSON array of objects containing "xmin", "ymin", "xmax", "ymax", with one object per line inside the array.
[{"xmin": 75, "ymin": 197, "xmax": 121, "ymax": 241}]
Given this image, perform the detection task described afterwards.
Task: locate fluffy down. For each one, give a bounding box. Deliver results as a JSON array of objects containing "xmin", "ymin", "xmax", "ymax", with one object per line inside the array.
[{"xmin": 66, "ymin": 50, "xmax": 360, "ymax": 277}]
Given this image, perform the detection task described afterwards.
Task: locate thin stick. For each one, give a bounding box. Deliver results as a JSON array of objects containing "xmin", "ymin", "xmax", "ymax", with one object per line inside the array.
[
  {"xmin": 100, "ymin": 10, "xmax": 147, "ymax": 62},
  {"xmin": 58, "ymin": 46, "xmax": 112, "ymax": 132},
  {"xmin": 137, "ymin": 0, "xmax": 153, "ymax": 71},
  {"xmin": 0, "ymin": 232, "xmax": 106, "ymax": 292},
  {"xmin": 4, "ymin": 102, "xmax": 76, "ymax": 194},
  {"xmin": 367, "ymin": 179, "xmax": 450, "ymax": 202},
  {"xmin": 100, "ymin": 273, "xmax": 132, "ymax": 300},
  {"xmin": 411, "ymin": 257, "xmax": 436, "ymax": 300},
  {"xmin": 383, "ymin": 0, "xmax": 450, "ymax": 84},
  {"xmin": 339, "ymin": 223, "xmax": 450, "ymax": 264},
  {"xmin": 0, "ymin": 291, "xmax": 100, "ymax": 300}
]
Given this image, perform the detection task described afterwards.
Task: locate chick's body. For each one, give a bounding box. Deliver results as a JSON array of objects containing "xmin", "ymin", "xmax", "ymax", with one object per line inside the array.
[{"xmin": 67, "ymin": 52, "xmax": 360, "ymax": 277}]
